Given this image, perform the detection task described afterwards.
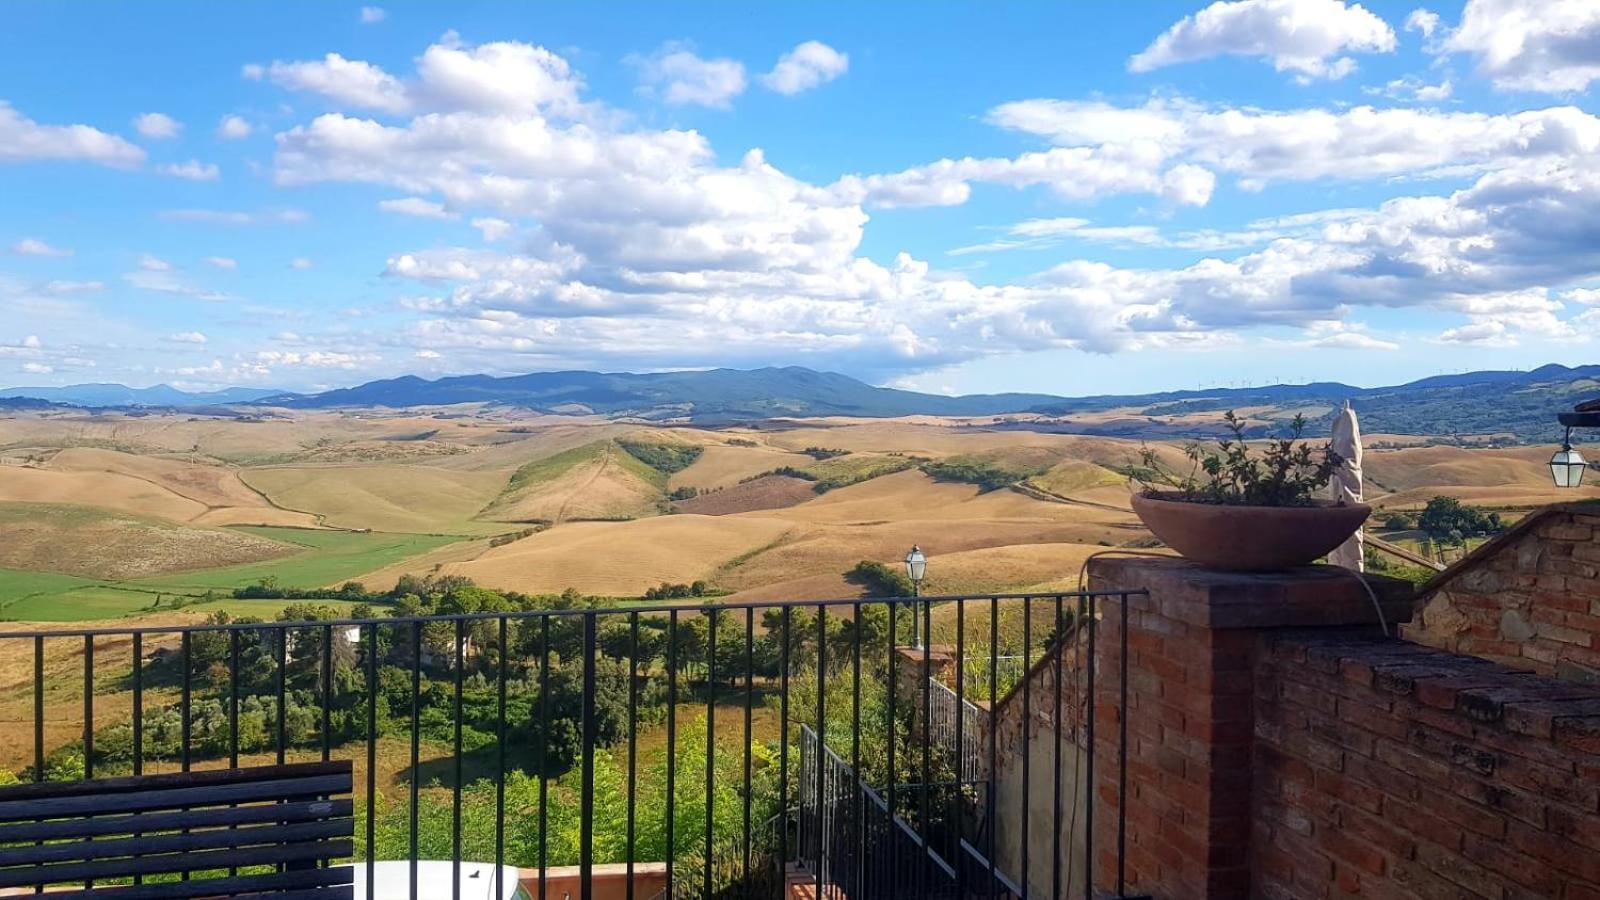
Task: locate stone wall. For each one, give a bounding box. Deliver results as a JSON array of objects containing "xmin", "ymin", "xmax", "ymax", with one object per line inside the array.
[
  {"xmin": 1254, "ymin": 632, "xmax": 1600, "ymax": 898},
  {"xmin": 1408, "ymin": 503, "xmax": 1600, "ymax": 683}
]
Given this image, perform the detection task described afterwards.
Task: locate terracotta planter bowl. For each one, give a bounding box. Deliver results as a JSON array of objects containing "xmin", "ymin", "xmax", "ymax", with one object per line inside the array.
[{"xmin": 1131, "ymin": 492, "xmax": 1372, "ymax": 572}]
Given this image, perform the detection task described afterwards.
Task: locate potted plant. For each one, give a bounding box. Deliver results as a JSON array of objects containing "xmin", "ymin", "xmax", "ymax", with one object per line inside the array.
[{"xmin": 1131, "ymin": 411, "xmax": 1370, "ymax": 571}]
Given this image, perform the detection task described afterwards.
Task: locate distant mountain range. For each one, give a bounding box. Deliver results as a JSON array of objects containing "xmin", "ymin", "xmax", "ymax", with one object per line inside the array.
[
  {"xmin": 0, "ymin": 383, "xmax": 279, "ymax": 407},
  {"xmin": 5, "ymin": 363, "xmax": 1598, "ymax": 441}
]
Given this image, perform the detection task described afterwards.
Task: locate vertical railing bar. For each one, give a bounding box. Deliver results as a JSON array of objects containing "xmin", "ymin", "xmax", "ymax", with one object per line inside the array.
[
  {"xmin": 538, "ymin": 616, "xmax": 550, "ymax": 900},
  {"xmin": 851, "ymin": 600, "xmax": 863, "ymax": 899},
  {"xmin": 82, "ymin": 635, "xmax": 93, "ymax": 781},
  {"xmin": 815, "ymin": 604, "xmax": 826, "ymax": 895},
  {"xmin": 180, "ymin": 632, "xmax": 192, "ymax": 774},
  {"xmin": 954, "ymin": 598, "xmax": 966, "ymax": 891},
  {"xmin": 885, "ymin": 598, "xmax": 897, "ymax": 887},
  {"xmin": 704, "ymin": 608, "xmax": 717, "ymax": 900},
  {"xmin": 1119, "ymin": 592, "xmax": 1132, "ymax": 897},
  {"xmin": 32, "ymin": 636, "xmax": 42, "ymax": 783},
  {"xmin": 1052, "ymin": 595, "xmax": 1063, "ymax": 900},
  {"xmin": 321, "ymin": 623, "xmax": 333, "ymax": 762},
  {"xmin": 495, "ymin": 616, "xmax": 508, "ymax": 900},
  {"xmin": 453, "ymin": 618, "xmax": 465, "ymax": 900},
  {"xmin": 132, "ymin": 633, "xmax": 143, "ymax": 778},
  {"xmin": 665, "ymin": 610, "xmax": 678, "ymax": 900},
  {"xmin": 228, "ymin": 630, "xmax": 239, "ymax": 769},
  {"xmin": 580, "ymin": 612, "xmax": 597, "ymax": 900},
  {"xmin": 742, "ymin": 606, "xmax": 754, "ymax": 893},
  {"xmin": 919, "ymin": 596, "xmax": 932, "ymax": 898},
  {"xmin": 1083, "ymin": 594, "xmax": 1096, "ymax": 900},
  {"xmin": 1021, "ymin": 597, "xmax": 1033, "ymax": 895},
  {"xmin": 275, "ymin": 627, "xmax": 288, "ymax": 765},
  {"xmin": 409, "ymin": 620, "xmax": 421, "ymax": 900},
  {"xmin": 366, "ymin": 623, "xmax": 377, "ymax": 900},
  {"xmin": 987, "ymin": 597, "xmax": 998, "ymax": 900},
  {"xmin": 626, "ymin": 611, "xmax": 638, "ymax": 900},
  {"xmin": 777, "ymin": 606, "xmax": 791, "ymax": 890}
]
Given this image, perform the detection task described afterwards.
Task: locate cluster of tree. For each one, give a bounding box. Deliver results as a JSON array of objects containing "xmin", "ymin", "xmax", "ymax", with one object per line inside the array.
[
  {"xmin": 1417, "ymin": 496, "xmax": 1503, "ymax": 545},
  {"xmin": 616, "ymin": 439, "xmax": 703, "ymax": 474},
  {"xmin": 667, "ymin": 485, "xmax": 700, "ymax": 501},
  {"xmin": 725, "ymin": 438, "xmax": 759, "ymax": 447},
  {"xmin": 1382, "ymin": 512, "xmax": 1417, "ymax": 531},
  {"xmin": 801, "ymin": 447, "xmax": 850, "ymax": 460},
  {"xmin": 749, "ymin": 465, "xmax": 818, "ymax": 483},
  {"xmin": 488, "ymin": 527, "xmax": 539, "ymax": 548},
  {"xmin": 847, "ymin": 560, "xmax": 915, "ymax": 598},
  {"xmin": 642, "ymin": 581, "xmax": 709, "ymax": 600},
  {"xmin": 919, "ymin": 457, "xmax": 1038, "ymax": 493},
  {"xmin": 233, "ymin": 578, "xmax": 374, "ymax": 601}
]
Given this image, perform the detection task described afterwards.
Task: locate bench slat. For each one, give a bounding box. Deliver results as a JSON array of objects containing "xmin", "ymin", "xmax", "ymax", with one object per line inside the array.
[
  {"xmin": 0, "ymin": 798, "xmax": 353, "ymax": 844},
  {"xmin": 38, "ymin": 864, "xmax": 352, "ymax": 900},
  {"xmin": 0, "ymin": 838, "xmax": 352, "ymax": 889},
  {"xmin": 0, "ymin": 817, "xmax": 352, "ymax": 866},
  {"xmin": 0, "ymin": 763, "xmax": 350, "ymax": 803},
  {"xmin": 0, "ymin": 775, "xmax": 351, "ymax": 822}
]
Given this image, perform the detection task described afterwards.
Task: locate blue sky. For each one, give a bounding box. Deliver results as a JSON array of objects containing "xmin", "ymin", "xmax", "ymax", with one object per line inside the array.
[{"xmin": 3, "ymin": 0, "xmax": 1599, "ymax": 396}]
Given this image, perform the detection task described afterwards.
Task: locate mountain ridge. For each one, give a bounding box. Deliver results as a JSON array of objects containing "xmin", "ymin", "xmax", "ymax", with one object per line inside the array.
[{"xmin": 5, "ymin": 363, "xmax": 1598, "ymax": 441}]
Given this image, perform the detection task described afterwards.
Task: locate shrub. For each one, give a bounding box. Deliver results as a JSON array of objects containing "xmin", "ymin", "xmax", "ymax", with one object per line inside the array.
[{"xmin": 1136, "ymin": 411, "xmax": 1342, "ymax": 507}]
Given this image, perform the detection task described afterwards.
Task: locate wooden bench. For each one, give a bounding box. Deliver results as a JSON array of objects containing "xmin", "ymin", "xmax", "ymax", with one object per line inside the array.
[{"xmin": 0, "ymin": 761, "xmax": 353, "ymax": 898}]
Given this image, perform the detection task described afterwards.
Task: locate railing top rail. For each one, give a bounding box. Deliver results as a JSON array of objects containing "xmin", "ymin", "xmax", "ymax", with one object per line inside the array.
[{"xmin": 0, "ymin": 588, "xmax": 1147, "ymax": 639}]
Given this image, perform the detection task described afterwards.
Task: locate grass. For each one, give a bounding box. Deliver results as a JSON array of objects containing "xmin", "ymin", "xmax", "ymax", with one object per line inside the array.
[
  {"xmin": 803, "ymin": 454, "xmax": 919, "ymax": 492},
  {"xmin": 0, "ymin": 527, "xmax": 460, "ymax": 622}
]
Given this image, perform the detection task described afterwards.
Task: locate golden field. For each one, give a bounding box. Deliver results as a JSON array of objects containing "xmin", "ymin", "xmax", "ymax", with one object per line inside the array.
[{"xmin": 0, "ymin": 404, "xmax": 1592, "ymax": 622}]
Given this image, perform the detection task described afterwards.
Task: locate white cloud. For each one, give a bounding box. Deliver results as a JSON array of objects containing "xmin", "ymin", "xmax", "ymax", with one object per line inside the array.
[
  {"xmin": 23, "ymin": 336, "xmax": 41, "ymax": 349},
  {"xmin": 252, "ymin": 53, "xmax": 410, "ymax": 113},
  {"xmin": 289, "ymin": 257, "xmax": 313, "ymax": 270},
  {"xmin": 1370, "ymin": 75, "xmax": 1453, "ymax": 102},
  {"xmin": 378, "ymin": 197, "xmax": 457, "ymax": 219},
  {"xmin": 158, "ymin": 159, "xmax": 221, "ymax": 181},
  {"xmin": 1296, "ymin": 321, "xmax": 1400, "ymax": 351},
  {"xmin": 134, "ymin": 112, "xmax": 182, "ymax": 139},
  {"xmin": 360, "ymin": 6, "xmax": 387, "ymax": 24},
  {"xmin": 10, "ymin": 238, "xmax": 70, "ymax": 257},
  {"xmin": 1405, "ymin": 8, "xmax": 1440, "ymax": 37},
  {"xmin": 1437, "ymin": 319, "xmax": 1510, "ymax": 344},
  {"xmin": 0, "ymin": 102, "xmax": 145, "ymax": 168},
  {"xmin": 20, "ymin": 362, "xmax": 52, "ymax": 375},
  {"xmin": 1129, "ymin": 0, "xmax": 1396, "ymax": 81},
  {"xmin": 635, "ymin": 45, "xmax": 746, "ymax": 108},
  {"xmin": 250, "ymin": 37, "xmax": 584, "ymax": 116},
  {"xmin": 1441, "ymin": 0, "xmax": 1600, "ymax": 93},
  {"xmin": 159, "ymin": 208, "xmax": 310, "ymax": 225},
  {"xmin": 204, "ymin": 256, "xmax": 237, "ymax": 269},
  {"xmin": 167, "ymin": 331, "xmax": 208, "ymax": 344},
  {"xmin": 217, "ymin": 114, "xmax": 253, "ymax": 140},
  {"xmin": 139, "ymin": 254, "xmax": 172, "ymax": 272},
  {"xmin": 762, "ymin": 41, "xmax": 849, "ymax": 95}
]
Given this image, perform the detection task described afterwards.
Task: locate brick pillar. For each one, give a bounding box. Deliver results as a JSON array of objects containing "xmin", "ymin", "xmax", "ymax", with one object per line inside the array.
[{"xmin": 1086, "ymin": 557, "xmax": 1415, "ymax": 899}]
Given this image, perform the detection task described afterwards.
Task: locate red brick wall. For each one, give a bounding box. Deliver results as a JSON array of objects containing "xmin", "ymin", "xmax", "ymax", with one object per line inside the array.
[
  {"xmin": 1255, "ymin": 632, "xmax": 1600, "ymax": 898},
  {"xmin": 1408, "ymin": 506, "xmax": 1600, "ymax": 682}
]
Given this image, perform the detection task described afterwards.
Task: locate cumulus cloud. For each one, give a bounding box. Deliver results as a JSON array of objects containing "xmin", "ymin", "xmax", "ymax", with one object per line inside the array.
[
  {"xmin": 10, "ymin": 238, "xmax": 70, "ymax": 257},
  {"xmin": 1404, "ymin": 8, "xmax": 1440, "ymax": 37},
  {"xmin": 158, "ymin": 159, "xmax": 221, "ymax": 181},
  {"xmin": 249, "ymin": 36, "xmax": 584, "ymax": 116},
  {"xmin": 378, "ymin": 197, "xmax": 457, "ymax": 219},
  {"xmin": 762, "ymin": 41, "xmax": 849, "ymax": 95},
  {"xmin": 1440, "ymin": 0, "xmax": 1600, "ymax": 93},
  {"xmin": 1129, "ymin": 0, "xmax": 1396, "ymax": 81},
  {"xmin": 360, "ymin": 6, "xmax": 386, "ymax": 23},
  {"xmin": 134, "ymin": 112, "xmax": 182, "ymax": 139},
  {"xmin": 242, "ymin": 36, "xmax": 1600, "ymax": 377},
  {"xmin": 0, "ymin": 103, "xmax": 145, "ymax": 168},
  {"xmin": 217, "ymin": 115, "xmax": 253, "ymax": 139},
  {"xmin": 204, "ymin": 256, "xmax": 237, "ymax": 269},
  {"xmin": 1369, "ymin": 75, "xmax": 1453, "ymax": 102},
  {"xmin": 124, "ymin": 256, "xmax": 232, "ymax": 301},
  {"xmin": 635, "ymin": 45, "xmax": 746, "ymax": 108},
  {"xmin": 167, "ymin": 331, "xmax": 208, "ymax": 344}
]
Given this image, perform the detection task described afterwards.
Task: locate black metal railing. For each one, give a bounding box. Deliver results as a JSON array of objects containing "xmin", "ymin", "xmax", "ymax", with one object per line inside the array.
[{"xmin": 0, "ymin": 588, "xmax": 1143, "ymax": 899}]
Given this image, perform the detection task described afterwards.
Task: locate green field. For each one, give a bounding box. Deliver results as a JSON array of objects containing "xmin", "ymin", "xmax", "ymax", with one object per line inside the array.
[{"xmin": 0, "ymin": 527, "xmax": 460, "ymax": 621}]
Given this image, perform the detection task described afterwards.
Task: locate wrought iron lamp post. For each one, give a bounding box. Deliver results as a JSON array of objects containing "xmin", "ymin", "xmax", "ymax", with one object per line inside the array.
[{"xmin": 905, "ymin": 545, "xmax": 927, "ymax": 648}]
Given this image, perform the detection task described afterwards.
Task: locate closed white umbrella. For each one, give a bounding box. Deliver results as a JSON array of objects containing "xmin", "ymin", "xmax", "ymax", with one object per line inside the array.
[{"xmin": 1329, "ymin": 400, "xmax": 1364, "ymax": 571}]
